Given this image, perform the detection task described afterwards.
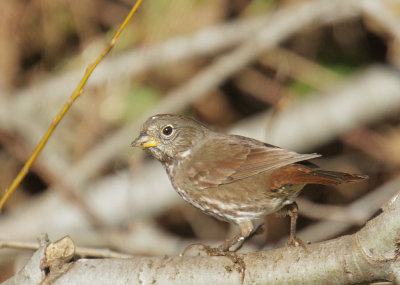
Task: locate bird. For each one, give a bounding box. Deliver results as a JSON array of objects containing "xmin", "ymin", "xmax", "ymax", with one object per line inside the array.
[{"xmin": 131, "ymin": 114, "xmax": 367, "ymax": 252}]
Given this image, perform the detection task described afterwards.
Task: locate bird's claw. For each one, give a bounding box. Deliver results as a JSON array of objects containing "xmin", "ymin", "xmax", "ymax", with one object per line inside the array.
[
  {"xmin": 179, "ymin": 243, "xmax": 208, "ymax": 257},
  {"xmin": 200, "ymin": 245, "xmax": 246, "ymax": 283},
  {"xmin": 180, "ymin": 243, "xmax": 246, "ymax": 282},
  {"xmin": 180, "ymin": 243, "xmax": 230, "ymax": 256}
]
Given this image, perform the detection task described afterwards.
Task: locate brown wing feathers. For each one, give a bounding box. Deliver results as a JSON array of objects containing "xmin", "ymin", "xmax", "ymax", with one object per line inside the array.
[
  {"xmin": 187, "ymin": 134, "xmax": 367, "ymax": 189},
  {"xmin": 187, "ymin": 134, "xmax": 321, "ymax": 187},
  {"xmin": 229, "ymin": 147, "xmax": 320, "ymax": 181}
]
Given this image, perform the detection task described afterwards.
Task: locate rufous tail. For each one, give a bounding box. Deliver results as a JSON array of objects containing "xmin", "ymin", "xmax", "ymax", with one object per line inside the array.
[{"xmin": 270, "ymin": 164, "xmax": 367, "ymax": 189}]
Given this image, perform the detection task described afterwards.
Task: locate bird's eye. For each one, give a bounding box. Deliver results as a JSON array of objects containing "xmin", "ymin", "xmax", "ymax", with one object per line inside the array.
[{"xmin": 162, "ymin": 125, "xmax": 173, "ymax": 136}]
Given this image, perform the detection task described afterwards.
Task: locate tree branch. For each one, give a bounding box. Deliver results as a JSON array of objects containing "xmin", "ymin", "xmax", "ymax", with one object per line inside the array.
[{"xmin": 5, "ymin": 190, "xmax": 400, "ymax": 284}]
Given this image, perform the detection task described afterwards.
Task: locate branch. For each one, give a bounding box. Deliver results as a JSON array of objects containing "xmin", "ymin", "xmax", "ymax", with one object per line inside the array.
[
  {"xmin": 0, "ymin": 239, "xmax": 132, "ymax": 259},
  {"xmin": 5, "ymin": 191, "xmax": 400, "ymax": 284}
]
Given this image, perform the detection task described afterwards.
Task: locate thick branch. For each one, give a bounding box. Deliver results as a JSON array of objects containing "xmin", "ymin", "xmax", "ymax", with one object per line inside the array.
[{"xmin": 7, "ymin": 191, "xmax": 400, "ymax": 284}]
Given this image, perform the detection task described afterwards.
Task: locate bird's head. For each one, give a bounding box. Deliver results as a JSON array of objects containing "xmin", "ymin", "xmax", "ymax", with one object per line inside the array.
[{"xmin": 131, "ymin": 114, "xmax": 209, "ymax": 162}]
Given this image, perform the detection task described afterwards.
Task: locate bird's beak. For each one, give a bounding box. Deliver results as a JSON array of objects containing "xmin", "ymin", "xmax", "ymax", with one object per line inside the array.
[{"xmin": 131, "ymin": 135, "xmax": 159, "ymax": 148}]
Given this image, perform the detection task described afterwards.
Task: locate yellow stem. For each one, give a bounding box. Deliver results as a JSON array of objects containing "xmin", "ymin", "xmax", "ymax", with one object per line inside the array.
[{"xmin": 0, "ymin": 0, "xmax": 143, "ymax": 211}]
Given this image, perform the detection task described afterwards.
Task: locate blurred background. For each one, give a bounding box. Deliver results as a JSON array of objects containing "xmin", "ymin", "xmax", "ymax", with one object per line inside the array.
[{"xmin": 1, "ymin": 0, "xmax": 400, "ymax": 280}]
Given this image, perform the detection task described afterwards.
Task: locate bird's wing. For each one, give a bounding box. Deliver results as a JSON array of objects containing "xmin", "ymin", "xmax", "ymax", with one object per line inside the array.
[{"xmin": 186, "ymin": 134, "xmax": 320, "ymax": 188}]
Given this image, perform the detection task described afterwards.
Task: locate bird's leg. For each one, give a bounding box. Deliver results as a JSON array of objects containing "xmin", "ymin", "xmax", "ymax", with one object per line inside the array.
[
  {"xmin": 181, "ymin": 221, "xmax": 255, "ymax": 256},
  {"xmin": 214, "ymin": 233, "xmax": 242, "ymax": 252},
  {"xmin": 216, "ymin": 221, "xmax": 264, "ymax": 252},
  {"xmin": 217, "ymin": 221, "xmax": 254, "ymax": 252},
  {"xmin": 179, "ymin": 239, "xmax": 247, "ymax": 282},
  {"xmin": 180, "ymin": 222, "xmax": 262, "ymax": 283},
  {"xmin": 285, "ymin": 202, "xmax": 306, "ymax": 248},
  {"xmin": 201, "ymin": 221, "xmax": 253, "ymax": 282},
  {"xmin": 216, "ymin": 232, "xmax": 246, "ymax": 253}
]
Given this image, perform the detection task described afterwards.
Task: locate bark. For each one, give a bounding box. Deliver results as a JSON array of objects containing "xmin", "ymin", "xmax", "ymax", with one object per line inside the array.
[{"xmin": 4, "ymin": 190, "xmax": 400, "ymax": 284}]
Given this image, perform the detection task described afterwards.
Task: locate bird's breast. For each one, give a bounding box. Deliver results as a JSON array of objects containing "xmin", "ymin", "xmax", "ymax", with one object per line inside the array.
[{"xmin": 163, "ymin": 160, "xmax": 208, "ymax": 211}]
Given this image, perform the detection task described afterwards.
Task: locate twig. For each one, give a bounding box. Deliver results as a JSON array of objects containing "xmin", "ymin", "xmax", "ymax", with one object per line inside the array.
[
  {"xmin": 259, "ymin": 47, "xmax": 343, "ymax": 91},
  {"xmin": 0, "ymin": 128, "xmax": 104, "ymax": 228},
  {"xmin": 341, "ymin": 127, "xmax": 400, "ymax": 166},
  {"xmin": 297, "ymin": 197, "xmax": 365, "ymax": 225},
  {"xmin": 234, "ymin": 67, "xmax": 289, "ymax": 105},
  {"xmin": 0, "ymin": 239, "xmax": 133, "ymax": 259},
  {"xmin": 0, "ymin": 0, "xmax": 143, "ymax": 211},
  {"xmin": 0, "ymin": 240, "xmax": 38, "ymax": 251}
]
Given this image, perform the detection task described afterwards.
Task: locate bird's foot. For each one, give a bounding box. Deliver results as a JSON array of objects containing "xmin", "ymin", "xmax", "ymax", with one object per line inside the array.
[
  {"xmin": 180, "ymin": 242, "xmax": 233, "ymax": 257},
  {"xmin": 179, "ymin": 243, "xmax": 208, "ymax": 257},
  {"xmin": 180, "ymin": 243, "xmax": 246, "ymax": 282},
  {"xmin": 201, "ymin": 245, "xmax": 246, "ymax": 283}
]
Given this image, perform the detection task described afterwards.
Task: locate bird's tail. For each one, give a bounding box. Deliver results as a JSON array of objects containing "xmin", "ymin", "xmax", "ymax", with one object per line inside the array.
[
  {"xmin": 306, "ymin": 169, "xmax": 368, "ymax": 185},
  {"xmin": 270, "ymin": 164, "xmax": 367, "ymax": 190}
]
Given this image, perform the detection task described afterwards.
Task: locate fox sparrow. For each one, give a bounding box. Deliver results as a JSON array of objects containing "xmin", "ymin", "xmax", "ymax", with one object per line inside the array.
[{"xmin": 131, "ymin": 114, "xmax": 367, "ymax": 252}]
